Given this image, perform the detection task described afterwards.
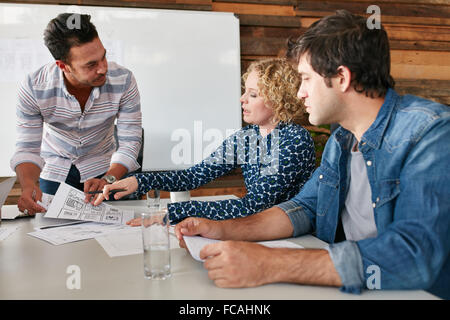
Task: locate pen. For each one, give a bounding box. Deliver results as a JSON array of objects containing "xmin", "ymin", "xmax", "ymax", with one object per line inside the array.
[
  {"xmin": 87, "ymin": 188, "xmax": 127, "ymax": 195},
  {"xmin": 40, "ymin": 221, "xmax": 88, "ymax": 230}
]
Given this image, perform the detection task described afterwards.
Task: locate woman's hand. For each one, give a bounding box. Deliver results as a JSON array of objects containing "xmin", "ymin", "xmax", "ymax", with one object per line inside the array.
[{"xmin": 93, "ymin": 176, "xmax": 138, "ymax": 206}]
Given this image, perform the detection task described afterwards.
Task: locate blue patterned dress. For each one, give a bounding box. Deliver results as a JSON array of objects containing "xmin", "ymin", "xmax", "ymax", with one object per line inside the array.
[{"xmin": 135, "ymin": 122, "xmax": 315, "ymax": 223}]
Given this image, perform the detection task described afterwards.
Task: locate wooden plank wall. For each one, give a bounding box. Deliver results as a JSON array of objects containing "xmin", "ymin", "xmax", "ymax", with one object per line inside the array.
[{"xmin": 2, "ymin": 0, "xmax": 449, "ymax": 203}]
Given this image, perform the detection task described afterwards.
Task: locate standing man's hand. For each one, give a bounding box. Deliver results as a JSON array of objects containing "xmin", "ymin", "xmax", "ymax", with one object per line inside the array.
[
  {"xmin": 86, "ymin": 163, "xmax": 129, "ymax": 204},
  {"xmin": 15, "ymin": 162, "xmax": 46, "ymax": 215},
  {"xmin": 17, "ymin": 184, "xmax": 46, "ymax": 215},
  {"xmin": 84, "ymin": 178, "xmax": 108, "ymax": 204}
]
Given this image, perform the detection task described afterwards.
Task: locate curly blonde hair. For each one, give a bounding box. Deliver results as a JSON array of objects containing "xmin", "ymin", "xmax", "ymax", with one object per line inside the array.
[{"xmin": 242, "ymin": 58, "xmax": 304, "ymax": 123}]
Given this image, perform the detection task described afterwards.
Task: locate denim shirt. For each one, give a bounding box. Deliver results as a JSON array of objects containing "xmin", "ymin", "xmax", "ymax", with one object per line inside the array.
[{"xmin": 276, "ymin": 89, "xmax": 450, "ymax": 298}]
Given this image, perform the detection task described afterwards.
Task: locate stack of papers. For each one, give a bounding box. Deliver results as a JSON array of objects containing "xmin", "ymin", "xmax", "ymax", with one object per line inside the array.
[
  {"xmin": 43, "ymin": 183, "xmax": 134, "ymax": 224},
  {"xmin": 28, "ymin": 222, "xmax": 132, "ymax": 245},
  {"xmin": 27, "ymin": 183, "xmax": 135, "ymax": 245}
]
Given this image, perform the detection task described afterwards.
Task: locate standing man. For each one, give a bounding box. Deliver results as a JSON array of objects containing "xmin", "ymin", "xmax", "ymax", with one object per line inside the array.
[
  {"xmin": 174, "ymin": 10, "xmax": 449, "ymax": 299},
  {"xmin": 10, "ymin": 13, "xmax": 142, "ymax": 215}
]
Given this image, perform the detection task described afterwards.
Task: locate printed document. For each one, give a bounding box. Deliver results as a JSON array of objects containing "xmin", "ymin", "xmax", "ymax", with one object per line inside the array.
[
  {"xmin": 44, "ymin": 183, "xmax": 133, "ymax": 224},
  {"xmin": 28, "ymin": 222, "xmax": 131, "ymax": 246}
]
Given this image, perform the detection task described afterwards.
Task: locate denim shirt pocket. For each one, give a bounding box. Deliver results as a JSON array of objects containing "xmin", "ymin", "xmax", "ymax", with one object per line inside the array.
[
  {"xmin": 376, "ymin": 179, "xmax": 401, "ymax": 208},
  {"xmin": 316, "ymin": 166, "xmax": 340, "ymax": 217}
]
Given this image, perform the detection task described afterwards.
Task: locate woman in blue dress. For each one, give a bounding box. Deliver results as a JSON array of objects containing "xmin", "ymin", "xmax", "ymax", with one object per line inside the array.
[{"xmin": 95, "ymin": 58, "xmax": 315, "ymax": 223}]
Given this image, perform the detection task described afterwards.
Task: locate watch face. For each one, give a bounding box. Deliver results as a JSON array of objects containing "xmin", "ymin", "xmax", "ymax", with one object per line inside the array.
[{"xmin": 104, "ymin": 175, "xmax": 116, "ymax": 183}]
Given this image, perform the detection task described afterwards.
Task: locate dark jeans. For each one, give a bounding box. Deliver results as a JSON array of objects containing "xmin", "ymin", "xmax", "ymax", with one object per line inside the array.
[{"xmin": 39, "ymin": 165, "xmax": 103, "ymax": 196}]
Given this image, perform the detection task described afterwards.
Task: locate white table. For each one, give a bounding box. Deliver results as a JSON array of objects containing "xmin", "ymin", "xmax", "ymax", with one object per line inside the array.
[{"xmin": 0, "ymin": 198, "xmax": 438, "ymax": 300}]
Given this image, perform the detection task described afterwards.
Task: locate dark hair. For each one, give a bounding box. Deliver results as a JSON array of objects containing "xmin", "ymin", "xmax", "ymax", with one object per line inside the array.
[
  {"xmin": 287, "ymin": 10, "xmax": 395, "ymax": 98},
  {"xmin": 43, "ymin": 13, "xmax": 98, "ymax": 63}
]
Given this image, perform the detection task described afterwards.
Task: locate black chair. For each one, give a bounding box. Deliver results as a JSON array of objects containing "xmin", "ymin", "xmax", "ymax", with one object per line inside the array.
[{"xmin": 113, "ymin": 125, "xmax": 144, "ymax": 200}]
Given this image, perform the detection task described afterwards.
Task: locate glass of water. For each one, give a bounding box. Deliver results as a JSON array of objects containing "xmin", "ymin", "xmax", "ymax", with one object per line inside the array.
[
  {"xmin": 146, "ymin": 189, "xmax": 160, "ymax": 211},
  {"xmin": 141, "ymin": 210, "xmax": 171, "ymax": 280}
]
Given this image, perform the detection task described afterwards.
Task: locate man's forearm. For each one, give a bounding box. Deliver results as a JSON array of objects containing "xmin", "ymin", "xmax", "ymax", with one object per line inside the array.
[
  {"xmin": 267, "ymin": 247, "xmax": 342, "ymax": 287},
  {"xmin": 222, "ymin": 206, "xmax": 294, "ymax": 241},
  {"xmin": 219, "ymin": 208, "xmax": 341, "ymax": 287},
  {"xmin": 16, "ymin": 162, "xmax": 41, "ymax": 189}
]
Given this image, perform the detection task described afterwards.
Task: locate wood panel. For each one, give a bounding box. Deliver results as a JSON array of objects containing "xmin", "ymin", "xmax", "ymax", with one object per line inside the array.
[
  {"xmin": 212, "ymin": 1, "xmax": 295, "ymax": 16},
  {"xmin": 297, "ymin": 1, "xmax": 450, "ymax": 20},
  {"xmin": 4, "ymin": 0, "xmax": 213, "ymax": 10}
]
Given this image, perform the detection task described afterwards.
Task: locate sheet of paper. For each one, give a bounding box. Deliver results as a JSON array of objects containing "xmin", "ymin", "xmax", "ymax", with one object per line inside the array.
[
  {"xmin": 28, "ymin": 222, "xmax": 131, "ymax": 245},
  {"xmin": 1, "ymin": 205, "xmax": 21, "ymax": 219},
  {"xmin": 37, "ymin": 193, "xmax": 54, "ymax": 211},
  {"xmin": 0, "ymin": 226, "xmax": 19, "ymax": 241},
  {"xmin": 183, "ymin": 236, "xmax": 304, "ymax": 262},
  {"xmin": 95, "ymin": 226, "xmax": 180, "ymax": 257},
  {"xmin": 44, "ymin": 183, "xmax": 133, "ymax": 224}
]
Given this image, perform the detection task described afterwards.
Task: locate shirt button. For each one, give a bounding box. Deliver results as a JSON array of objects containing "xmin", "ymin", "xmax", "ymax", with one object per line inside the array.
[
  {"xmin": 372, "ymin": 203, "xmax": 376, "ymax": 208},
  {"xmin": 319, "ymin": 175, "xmax": 323, "ymax": 179},
  {"xmin": 367, "ymin": 160, "xmax": 372, "ymax": 166}
]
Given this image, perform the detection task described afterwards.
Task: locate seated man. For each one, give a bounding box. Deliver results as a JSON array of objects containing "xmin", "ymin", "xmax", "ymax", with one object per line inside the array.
[
  {"xmin": 174, "ymin": 10, "xmax": 449, "ymax": 299},
  {"xmin": 10, "ymin": 13, "xmax": 142, "ymax": 215}
]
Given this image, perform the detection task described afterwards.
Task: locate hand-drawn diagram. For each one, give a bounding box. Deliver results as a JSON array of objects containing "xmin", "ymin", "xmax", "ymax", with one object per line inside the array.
[{"xmin": 45, "ymin": 183, "xmax": 134, "ymax": 224}]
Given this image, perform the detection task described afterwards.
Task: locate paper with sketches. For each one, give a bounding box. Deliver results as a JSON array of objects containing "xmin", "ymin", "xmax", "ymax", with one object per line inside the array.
[
  {"xmin": 183, "ymin": 236, "xmax": 304, "ymax": 262},
  {"xmin": 95, "ymin": 226, "xmax": 179, "ymax": 257},
  {"xmin": 44, "ymin": 183, "xmax": 133, "ymax": 224},
  {"xmin": 37, "ymin": 193, "xmax": 54, "ymax": 211},
  {"xmin": 28, "ymin": 222, "xmax": 131, "ymax": 245}
]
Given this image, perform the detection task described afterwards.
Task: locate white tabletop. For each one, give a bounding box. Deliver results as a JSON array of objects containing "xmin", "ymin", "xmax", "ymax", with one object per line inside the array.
[{"xmin": 0, "ymin": 198, "xmax": 438, "ymax": 300}]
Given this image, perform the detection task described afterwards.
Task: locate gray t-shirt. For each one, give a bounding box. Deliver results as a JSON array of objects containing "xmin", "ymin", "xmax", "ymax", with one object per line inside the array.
[{"xmin": 341, "ymin": 141, "xmax": 378, "ymax": 241}]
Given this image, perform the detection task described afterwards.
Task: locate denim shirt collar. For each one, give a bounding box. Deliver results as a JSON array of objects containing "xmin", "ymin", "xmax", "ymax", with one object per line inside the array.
[
  {"xmin": 360, "ymin": 88, "xmax": 399, "ymax": 150},
  {"xmin": 333, "ymin": 88, "xmax": 399, "ymax": 151}
]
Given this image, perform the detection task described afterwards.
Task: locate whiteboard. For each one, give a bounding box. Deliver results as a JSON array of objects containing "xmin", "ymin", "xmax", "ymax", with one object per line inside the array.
[{"xmin": 0, "ymin": 3, "xmax": 241, "ymax": 176}]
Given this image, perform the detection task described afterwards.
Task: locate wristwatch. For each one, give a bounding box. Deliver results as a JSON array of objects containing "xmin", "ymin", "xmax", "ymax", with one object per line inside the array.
[{"xmin": 102, "ymin": 174, "xmax": 117, "ymax": 184}]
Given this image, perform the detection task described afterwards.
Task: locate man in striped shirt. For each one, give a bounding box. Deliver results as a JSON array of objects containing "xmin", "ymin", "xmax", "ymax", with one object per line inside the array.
[{"xmin": 10, "ymin": 13, "xmax": 142, "ymax": 215}]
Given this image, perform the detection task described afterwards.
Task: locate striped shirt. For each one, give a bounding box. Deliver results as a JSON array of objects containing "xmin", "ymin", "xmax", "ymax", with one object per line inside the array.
[{"xmin": 10, "ymin": 61, "xmax": 142, "ymax": 183}]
